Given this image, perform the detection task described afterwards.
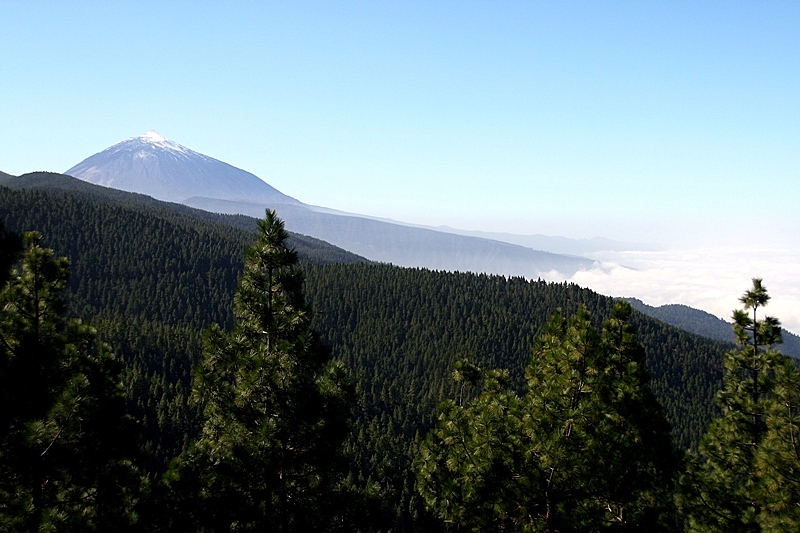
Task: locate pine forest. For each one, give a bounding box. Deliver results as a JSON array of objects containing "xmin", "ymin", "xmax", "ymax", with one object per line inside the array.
[{"xmin": 2, "ymin": 173, "xmax": 799, "ymax": 531}]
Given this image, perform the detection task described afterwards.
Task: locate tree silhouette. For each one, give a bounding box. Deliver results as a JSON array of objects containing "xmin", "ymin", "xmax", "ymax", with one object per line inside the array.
[{"xmin": 0, "ymin": 231, "xmax": 139, "ymax": 532}]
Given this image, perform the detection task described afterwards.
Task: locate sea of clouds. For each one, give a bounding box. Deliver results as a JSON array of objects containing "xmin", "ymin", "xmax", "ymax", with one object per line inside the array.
[{"xmin": 550, "ymin": 247, "xmax": 800, "ymax": 336}]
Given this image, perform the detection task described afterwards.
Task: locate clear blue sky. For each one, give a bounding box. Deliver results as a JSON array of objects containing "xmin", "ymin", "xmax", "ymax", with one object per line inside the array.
[{"xmin": 1, "ymin": 1, "xmax": 798, "ymax": 246}]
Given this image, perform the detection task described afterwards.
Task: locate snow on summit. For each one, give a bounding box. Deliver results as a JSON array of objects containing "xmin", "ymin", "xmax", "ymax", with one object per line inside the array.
[
  {"xmin": 141, "ymin": 130, "xmax": 166, "ymax": 143},
  {"xmin": 127, "ymin": 130, "xmax": 190, "ymax": 155},
  {"xmin": 65, "ymin": 132, "xmax": 301, "ymax": 205}
]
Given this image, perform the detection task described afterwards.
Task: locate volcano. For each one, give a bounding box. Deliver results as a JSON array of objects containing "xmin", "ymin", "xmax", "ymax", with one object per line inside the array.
[{"xmin": 66, "ymin": 131, "xmax": 300, "ymax": 205}]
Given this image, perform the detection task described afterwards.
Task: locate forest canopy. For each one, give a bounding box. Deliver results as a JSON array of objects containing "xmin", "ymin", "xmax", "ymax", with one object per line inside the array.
[{"xmin": 3, "ymin": 179, "xmax": 798, "ymax": 530}]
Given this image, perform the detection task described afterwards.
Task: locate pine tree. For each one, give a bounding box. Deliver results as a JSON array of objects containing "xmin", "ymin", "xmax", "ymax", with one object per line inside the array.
[
  {"xmin": 415, "ymin": 365, "xmax": 527, "ymax": 531},
  {"xmin": 415, "ymin": 302, "xmax": 678, "ymax": 532},
  {"xmin": 522, "ymin": 302, "xmax": 677, "ymax": 531},
  {"xmin": 679, "ymin": 278, "xmax": 788, "ymax": 532},
  {"xmin": 757, "ymin": 355, "xmax": 800, "ymax": 530},
  {"xmin": 166, "ymin": 210, "xmax": 357, "ymax": 532},
  {"xmin": 0, "ymin": 231, "xmax": 140, "ymax": 532}
]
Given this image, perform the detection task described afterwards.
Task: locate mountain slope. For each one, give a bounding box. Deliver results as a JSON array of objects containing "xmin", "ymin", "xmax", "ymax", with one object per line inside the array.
[
  {"xmin": 185, "ymin": 196, "xmax": 595, "ymax": 275},
  {"xmin": 0, "ymin": 172, "xmax": 367, "ymax": 266},
  {"xmin": 62, "ymin": 132, "xmax": 597, "ymax": 278}
]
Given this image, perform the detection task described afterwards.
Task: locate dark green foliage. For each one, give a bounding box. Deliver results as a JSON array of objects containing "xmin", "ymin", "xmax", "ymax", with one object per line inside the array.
[
  {"xmin": 757, "ymin": 357, "xmax": 800, "ymax": 530},
  {"xmin": 0, "ymin": 181, "xmax": 365, "ymax": 470},
  {"xmin": 0, "ymin": 172, "xmax": 368, "ymax": 266},
  {"xmin": 164, "ymin": 210, "xmax": 360, "ymax": 532},
  {"xmin": 415, "ymin": 302, "xmax": 678, "ymax": 531},
  {"xmin": 0, "ymin": 218, "xmax": 21, "ymax": 288},
  {"xmin": 415, "ymin": 365, "xmax": 526, "ymax": 531},
  {"xmin": 0, "ymin": 231, "xmax": 140, "ymax": 532},
  {"xmin": 303, "ymin": 263, "xmax": 724, "ymax": 525},
  {"xmin": 680, "ymin": 279, "xmax": 800, "ymax": 531},
  {"xmin": 1, "ymin": 179, "xmax": 734, "ymax": 527}
]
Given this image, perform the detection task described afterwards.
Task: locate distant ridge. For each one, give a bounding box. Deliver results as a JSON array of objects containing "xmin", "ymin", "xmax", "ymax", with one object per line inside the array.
[
  {"xmin": 184, "ymin": 196, "xmax": 595, "ymax": 276},
  {"xmin": 432, "ymin": 226, "xmax": 655, "ymax": 255},
  {"xmin": 626, "ymin": 298, "xmax": 800, "ymax": 359}
]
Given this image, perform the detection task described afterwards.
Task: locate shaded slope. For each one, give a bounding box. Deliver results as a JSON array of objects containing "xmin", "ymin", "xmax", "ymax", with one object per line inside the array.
[{"xmin": 0, "ymin": 172, "xmax": 367, "ymax": 266}]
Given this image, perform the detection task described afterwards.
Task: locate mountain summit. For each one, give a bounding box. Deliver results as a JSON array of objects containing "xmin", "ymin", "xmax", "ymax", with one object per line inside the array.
[{"xmin": 65, "ymin": 131, "xmax": 300, "ymax": 205}]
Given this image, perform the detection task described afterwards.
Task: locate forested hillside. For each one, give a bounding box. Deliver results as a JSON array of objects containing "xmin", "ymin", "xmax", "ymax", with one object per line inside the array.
[
  {"xmin": 628, "ymin": 297, "xmax": 800, "ymax": 359},
  {"xmin": 0, "ymin": 172, "xmax": 367, "ymax": 267},
  {"xmin": 0, "ymin": 177, "xmax": 732, "ymax": 526}
]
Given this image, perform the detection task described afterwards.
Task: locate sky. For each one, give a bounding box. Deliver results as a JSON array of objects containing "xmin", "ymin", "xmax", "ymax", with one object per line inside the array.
[{"xmin": 1, "ymin": 1, "xmax": 799, "ymax": 330}]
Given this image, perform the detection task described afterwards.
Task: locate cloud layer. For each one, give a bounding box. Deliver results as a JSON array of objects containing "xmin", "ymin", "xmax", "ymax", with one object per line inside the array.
[{"xmin": 556, "ymin": 247, "xmax": 800, "ymax": 336}]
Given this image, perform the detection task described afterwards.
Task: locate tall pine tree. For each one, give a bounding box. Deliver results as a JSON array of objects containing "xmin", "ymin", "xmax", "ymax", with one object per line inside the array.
[
  {"xmin": 680, "ymin": 278, "xmax": 800, "ymax": 531},
  {"xmin": 165, "ymin": 210, "xmax": 356, "ymax": 532}
]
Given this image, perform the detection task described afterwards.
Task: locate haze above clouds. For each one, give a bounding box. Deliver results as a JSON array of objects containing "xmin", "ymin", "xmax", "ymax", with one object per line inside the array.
[{"xmin": 1, "ymin": 2, "xmax": 798, "ymax": 330}]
